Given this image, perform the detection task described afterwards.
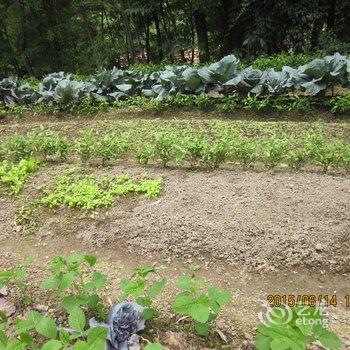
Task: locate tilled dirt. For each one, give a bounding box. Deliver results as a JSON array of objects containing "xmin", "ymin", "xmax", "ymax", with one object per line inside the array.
[
  {"xmin": 1, "ymin": 158, "xmax": 350, "ymax": 348},
  {"xmin": 1, "ymin": 164, "xmax": 349, "ymax": 273}
]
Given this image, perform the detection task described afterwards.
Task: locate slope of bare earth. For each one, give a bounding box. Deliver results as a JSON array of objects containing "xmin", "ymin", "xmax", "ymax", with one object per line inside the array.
[{"xmin": 2, "ymin": 164, "xmax": 349, "ymax": 273}]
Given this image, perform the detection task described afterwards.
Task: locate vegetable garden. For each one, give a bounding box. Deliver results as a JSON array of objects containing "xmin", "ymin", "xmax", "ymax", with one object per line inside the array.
[
  {"xmin": 1, "ymin": 51, "xmax": 350, "ymax": 350},
  {"xmin": 1, "ymin": 53, "xmax": 350, "ymax": 110}
]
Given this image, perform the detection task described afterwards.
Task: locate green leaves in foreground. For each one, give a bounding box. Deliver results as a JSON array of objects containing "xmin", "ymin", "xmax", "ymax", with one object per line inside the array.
[
  {"xmin": 5, "ymin": 307, "xmax": 108, "ymax": 350},
  {"xmin": 120, "ymin": 266, "xmax": 167, "ymax": 321},
  {"xmin": 255, "ymin": 306, "xmax": 342, "ymax": 350},
  {"xmin": 172, "ymin": 274, "xmax": 230, "ymax": 336},
  {"xmin": 40, "ymin": 253, "xmax": 107, "ymax": 318}
]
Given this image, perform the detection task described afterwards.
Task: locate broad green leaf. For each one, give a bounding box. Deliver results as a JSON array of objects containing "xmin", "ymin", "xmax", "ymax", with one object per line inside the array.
[
  {"xmin": 68, "ymin": 307, "xmax": 86, "ymax": 332},
  {"xmin": 295, "ymin": 322, "xmax": 312, "ymax": 336},
  {"xmin": 58, "ymin": 271, "xmax": 76, "ymax": 294},
  {"xmin": 59, "ymin": 329, "xmax": 70, "ymax": 345},
  {"xmin": 65, "ymin": 253, "xmax": 85, "ymax": 264},
  {"xmin": 142, "ymin": 308, "xmax": 158, "ymax": 320},
  {"xmin": 136, "ymin": 296, "xmax": 152, "ymax": 307},
  {"xmin": 61, "ymin": 296, "xmax": 80, "ymax": 312},
  {"xmin": 189, "ymin": 303, "xmax": 210, "ymax": 323},
  {"xmin": 133, "ymin": 267, "xmax": 155, "ymax": 278},
  {"xmin": 73, "ymin": 340, "xmax": 89, "ymax": 350},
  {"xmin": 178, "ymin": 276, "xmax": 191, "ymax": 289},
  {"xmin": 26, "ymin": 311, "xmax": 42, "ymax": 324},
  {"xmin": 15, "ymin": 319, "xmax": 35, "ymax": 334},
  {"xmin": 120, "ymin": 279, "xmax": 145, "ymax": 298},
  {"xmin": 314, "ymin": 326, "xmax": 342, "ymax": 349},
  {"xmin": 6, "ymin": 339, "xmax": 26, "ymax": 350},
  {"xmin": 270, "ymin": 337, "xmax": 290, "ymax": 350},
  {"xmin": 255, "ymin": 334, "xmax": 271, "ymax": 350},
  {"xmin": 35, "ymin": 317, "xmax": 57, "ymax": 339},
  {"xmin": 208, "ymin": 287, "xmax": 230, "ymax": 305},
  {"xmin": 194, "ymin": 322, "xmax": 209, "ymax": 336},
  {"xmin": 147, "ymin": 278, "xmax": 167, "ymax": 299},
  {"xmin": 41, "ymin": 340, "xmax": 63, "ymax": 350},
  {"xmin": 40, "ymin": 276, "xmax": 59, "ymax": 291},
  {"xmin": 83, "ymin": 255, "xmax": 97, "ymax": 267},
  {"xmin": 83, "ymin": 272, "xmax": 107, "ymax": 292},
  {"xmin": 19, "ymin": 332, "xmax": 32, "ymax": 344},
  {"xmin": 0, "ymin": 330, "xmax": 7, "ymax": 348},
  {"xmin": 14, "ymin": 268, "xmax": 27, "ymax": 279},
  {"xmin": 87, "ymin": 327, "xmax": 108, "ymax": 349},
  {"xmin": 144, "ymin": 343, "xmax": 163, "ymax": 350},
  {"xmin": 172, "ymin": 293, "xmax": 194, "ymax": 315},
  {"xmin": 0, "ymin": 271, "xmax": 15, "ymax": 282}
]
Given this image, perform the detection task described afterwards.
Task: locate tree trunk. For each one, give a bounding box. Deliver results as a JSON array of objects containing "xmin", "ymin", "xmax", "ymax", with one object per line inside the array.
[
  {"xmin": 153, "ymin": 10, "xmax": 163, "ymax": 61},
  {"xmin": 193, "ymin": 9, "xmax": 209, "ymax": 62}
]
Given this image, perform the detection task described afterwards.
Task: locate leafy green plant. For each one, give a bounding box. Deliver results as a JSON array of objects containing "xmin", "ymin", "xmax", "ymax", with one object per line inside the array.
[
  {"xmin": 193, "ymin": 93, "xmax": 214, "ymax": 110},
  {"xmin": 329, "ymin": 94, "xmax": 350, "ymax": 114},
  {"xmin": 2, "ymin": 307, "xmax": 109, "ymax": 350},
  {"xmin": 16, "ymin": 202, "xmax": 39, "ymax": 235},
  {"xmin": 272, "ymin": 95, "xmax": 316, "ymax": 114},
  {"xmin": 255, "ymin": 305, "xmax": 342, "ymax": 350},
  {"xmin": 287, "ymin": 148, "xmax": 309, "ymax": 170},
  {"xmin": 0, "ymin": 265, "xmax": 32, "ymax": 306},
  {"xmin": 262, "ymin": 138, "xmax": 289, "ymax": 169},
  {"xmin": 120, "ymin": 267, "xmax": 167, "ymax": 320},
  {"xmin": 29, "ymin": 128, "xmax": 70, "ymax": 161},
  {"xmin": 182, "ymin": 135, "xmax": 206, "ymax": 167},
  {"xmin": 172, "ymin": 271, "xmax": 230, "ymax": 336},
  {"xmin": 153, "ymin": 132, "xmax": 178, "ymax": 167},
  {"xmin": 40, "ymin": 253, "xmax": 107, "ymax": 317},
  {"xmin": 242, "ymin": 94, "xmax": 270, "ymax": 112},
  {"xmin": 0, "ymin": 157, "xmax": 40, "ymax": 194},
  {"xmin": 201, "ymin": 140, "xmax": 230, "ymax": 168},
  {"xmin": 134, "ymin": 178, "xmax": 163, "ymax": 198},
  {"xmin": 135, "ymin": 143, "xmax": 155, "ymax": 165},
  {"xmin": 95, "ymin": 132, "xmax": 131, "ymax": 166},
  {"xmin": 75, "ymin": 130, "xmax": 98, "ymax": 163},
  {"xmin": 234, "ymin": 139, "xmax": 259, "ymax": 169},
  {"xmin": 1, "ymin": 133, "xmax": 33, "ymax": 162},
  {"xmin": 0, "ymin": 267, "xmax": 27, "ymax": 290},
  {"xmin": 41, "ymin": 173, "xmax": 162, "ymax": 210},
  {"xmin": 215, "ymin": 95, "xmax": 239, "ymax": 113},
  {"xmin": 309, "ymin": 140, "xmax": 345, "ymax": 172}
]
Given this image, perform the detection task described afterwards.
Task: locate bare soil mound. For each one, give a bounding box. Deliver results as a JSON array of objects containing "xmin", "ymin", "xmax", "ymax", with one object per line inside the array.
[{"xmin": 1, "ymin": 164, "xmax": 349, "ymax": 273}]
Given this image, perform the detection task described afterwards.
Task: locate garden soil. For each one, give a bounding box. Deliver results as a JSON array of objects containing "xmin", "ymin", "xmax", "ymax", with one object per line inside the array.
[{"xmin": 0, "ymin": 164, "xmax": 350, "ymax": 348}]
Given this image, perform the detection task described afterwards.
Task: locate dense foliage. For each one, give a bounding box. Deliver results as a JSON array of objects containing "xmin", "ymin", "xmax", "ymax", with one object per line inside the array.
[
  {"xmin": 0, "ymin": 53, "xmax": 350, "ymax": 110},
  {"xmin": 1, "ymin": 0, "xmax": 349, "ymax": 75}
]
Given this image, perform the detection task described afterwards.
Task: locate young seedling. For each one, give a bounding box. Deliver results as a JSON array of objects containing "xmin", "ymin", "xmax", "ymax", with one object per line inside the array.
[
  {"xmin": 40, "ymin": 253, "xmax": 107, "ymax": 318},
  {"xmin": 120, "ymin": 267, "xmax": 167, "ymax": 321},
  {"xmin": 172, "ymin": 270, "xmax": 230, "ymax": 336}
]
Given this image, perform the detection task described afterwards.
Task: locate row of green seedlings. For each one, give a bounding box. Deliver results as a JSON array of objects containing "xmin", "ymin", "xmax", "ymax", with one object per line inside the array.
[
  {"xmin": 2, "ymin": 93, "xmax": 350, "ymax": 117},
  {"xmin": 1, "ymin": 128, "xmax": 349, "ymax": 173},
  {"xmin": 0, "ymin": 254, "xmax": 343, "ymax": 350}
]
